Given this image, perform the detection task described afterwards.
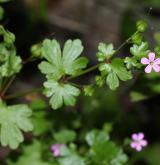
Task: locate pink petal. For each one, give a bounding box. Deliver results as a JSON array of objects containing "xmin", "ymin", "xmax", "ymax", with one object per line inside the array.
[
  {"xmin": 53, "ymin": 150, "xmax": 60, "ymax": 157},
  {"xmin": 130, "ymin": 142, "xmax": 137, "ymax": 148},
  {"xmin": 51, "ymin": 144, "xmax": 59, "ymax": 151},
  {"xmin": 153, "ymin": 64, "xmax": 160, "ymax": 72},
  {"xmin": 140, "ymin": 140, "xmax": 148, "ymax": 147},
  {"xmin": 132, "ymin": 133, "xmax": 138, "ymax": 140},
  {"xmin": 137, "ymin": 133, "xmax": 144, "ymax": 140},
  {"xmin": 141, "ymin": 58, "xmax": 150, "ymax": 64},
  {"xmin": 154, "ymin": 58, "xmax": 160, "ymax": 64},
  {"xmin": 148, "ymin": 52, "xmax": 155, "ymax": 61},
  {"xmin": 145, "ymin": 65, "xmax": 152, "ymax": 73},
  {"xmin": 135, "ymin": 145, "xmax": 142, "ymax": 151}
]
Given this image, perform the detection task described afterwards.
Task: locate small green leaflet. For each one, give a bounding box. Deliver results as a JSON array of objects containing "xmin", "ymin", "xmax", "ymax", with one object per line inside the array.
[
  {"xmin": 111, "ymin": 58, "xmax": 133, "ymax": 81},
  {"xmin": 97, "ymin": 43, "xmax": 115, "ymax": 61},
  {"xmin": 124, "ymin": 57, "xmax": 137, "ymax": 69},
  {"xmin": 106, "ymin": 72, "xmax": 119, "ymax": 90},
  {"xmin": 130, "ymin": 42, "xmax": 149, "ymax": 59},
  {"xmin": 83, "ymin": 85, "xmax": 94, "ymax": 96},
  {"xmin": 0, "ymin": 101, "xmax": 33, "ymax": 149},
  {"xmin": 44, "ymin": 79, "xmax": 80, "ymax": 109},
  {"xmin": 102, "ymin": 58, "xmax": 132, "ymax": 90},
  {"xmin": 39, "ymin": 39, "xmax": 88, "ymax": 109}
]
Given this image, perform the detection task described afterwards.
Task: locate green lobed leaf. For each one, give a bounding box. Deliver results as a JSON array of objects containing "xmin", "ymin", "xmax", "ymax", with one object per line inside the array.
[
  {"xmin": 39, "ymin": 39, "xmax": 88, "ymax": 79},
  {"xmin": 110, "ymin": 149, "xmax": 128, "ymax": 165},
  {"xmin": 44, "ymin": 79, "xmax": 80, "ymax": 109},
  {"xmin": 97, "ymin": 43, "xmax": 115, "ymax": 61},
  {"xmin": 0, "ymin": 101, "xmax": 33, "ymax": 149},
  {"xmin": 62, "ymin": 39, "xmax": 88, "ymax": 75},
  {"xmin": 124, "ymin": 57, "xmax": 138, "ymax": 69},
  {"xmin": 89, "ymin": 141, "xmax": 119, "ymax": 165},
  {"xmin": 106, "ymin": 72, "xmax": 119, "ymax": 90},
  {"xmin": 130, "ymin": 42, "xmax": 149, "ymax": 59},
  {"xmin": 39, "ymin": 39, "xmax": 88, "ymax": 109},
  {"xmin": 111, "ymin": 58, "xmax": 133, "ymax": 81},
  {"xmin": 86, "ymin": 129, "xmax": 109, "ymax": 146}
]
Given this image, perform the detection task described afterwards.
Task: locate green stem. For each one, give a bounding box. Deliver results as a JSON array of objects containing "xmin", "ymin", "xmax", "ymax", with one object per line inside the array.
[
  {"xmin": 0, "ymin": 76, "xmax": 15, "ymax": 97},
  {"xmin": 4, "ymin": 87, "xmax": 44, "ymax": 100},
  {"xmin": 68, "ymin": 63, "xmax": 100, "ymax": 80},
  {"xmin": 115, "ymin": 31, "xmax": 138, "ymax": 53}
]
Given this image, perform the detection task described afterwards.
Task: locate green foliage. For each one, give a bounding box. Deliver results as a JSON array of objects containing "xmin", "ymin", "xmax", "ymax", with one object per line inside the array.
[
  {"xmin": 130, "ymin": 42, "xmax": 149, "ymax": 59},
  {"xmin": 39, "ymin": 39, "xmax": 88, "ymax": 109},
  {"xmin": 100, "ymin": 58, "xmax": 132, "ymax": 90},
  {"xmin": 97, "ymin": 43, "xmax": 115, "ymax": 61},
  {"xmin": 59, "ymin": 145, "xmax": 85, "ymax": 165},
  {"xmin": 95, "ymin": 75, "xmax": 105, "ymax": 87},
  {"xmin": 124, "ymin": 57, "xmax": 138, "ymax": 69},
  {"xmin": 54, "ymin": 130, "xmax": 76, "ymax": 143},
  {"xmin": 130, "ymin": 91, "xmax": 147, "ymax": 102},
  {"xmin": 8, "ymin": 141, "xmax": 51, "ymax": 165},
  {"xmin": 131, "ymin": 33, "xmax": 143, "ymax": 45},
  {"xmin": 0, "ymin": 26, "xmax": 22, "ymax": 78},
  {"xmin": 44, "ymin": 79, "xmax": 80, "ymax": 109},
  {"xmin": 86, "ymin": 129, "xmax": 109, "ymax": 146},
  {"xmin": 83, "ymin": 85, "xmax": 94, "ymax": 96},
  {"xmin": 136, "ymin": 20, "xmax": 148, "ymax": 32},
  {"xmin": 110, "ymin": 150, "xmax": 128, "ymax": 165},
  {"xmin": 0, "ymin": 15, "xmax": 153, "ymax": 164},
  {"xmin": 106, "ymin": 72, "xmax": 119, "ymax": 90},
  {"xmin": 32, "ymin": 111, "xmax": 51, "ymax": 136},
  {"xmin": 0, "ymin": 101, "xmax": 33, "ymax": 149}
]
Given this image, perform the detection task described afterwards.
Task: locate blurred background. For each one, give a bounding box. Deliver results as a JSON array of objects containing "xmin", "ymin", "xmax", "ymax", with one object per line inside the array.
[{"xmin": 1, "ymin": 0, "xmax": 160, "ymax": 164}]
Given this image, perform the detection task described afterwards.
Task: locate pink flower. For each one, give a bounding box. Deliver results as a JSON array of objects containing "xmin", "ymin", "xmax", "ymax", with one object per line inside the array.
[
  {"xmin": 130, "ymin": 132, "xmax": 148, "ymax": 152},
  {"xmin": 51, "ymin": 144, "xmax": 64, "ymax": 157},
  {"xmin": 141, "ymin": 52, "xmax": 160, "ymax": 73}
]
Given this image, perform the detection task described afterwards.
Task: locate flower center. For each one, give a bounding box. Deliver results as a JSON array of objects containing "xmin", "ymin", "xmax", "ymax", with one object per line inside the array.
[{"xmin": 150, "ymin": 61, "xmax": 154, "ymax": 66}]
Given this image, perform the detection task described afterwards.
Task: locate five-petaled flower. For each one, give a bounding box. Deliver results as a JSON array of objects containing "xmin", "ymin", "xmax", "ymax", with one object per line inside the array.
[
  {"xmin": 141, "ymin": 52, "xmax": 160, "ymax": 73},
  {"xmin": 51, "ymin": 144, "xmax": 64, "ymax": 157},
  {"xmin": 130, "ymin": 132, "xmax": 148, "ymax": 152}
]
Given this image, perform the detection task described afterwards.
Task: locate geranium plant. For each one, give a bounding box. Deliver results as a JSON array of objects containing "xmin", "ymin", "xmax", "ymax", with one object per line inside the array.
[{"xmin": 0, "ymin": 0, "xmax": 159, "ymax": 165}]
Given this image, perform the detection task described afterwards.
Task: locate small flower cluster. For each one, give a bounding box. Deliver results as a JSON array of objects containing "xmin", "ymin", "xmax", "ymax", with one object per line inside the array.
[
  {"xmin": 130, "ymin": 132, "xmax": 148, "ymax": 152},
  {"xmin": 141, "ymin": 52, "xmax": 160, "ymax": 73},
  {"xmin": 51, "ymin": 144, "xmax": 64, "ymax": 157}
]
